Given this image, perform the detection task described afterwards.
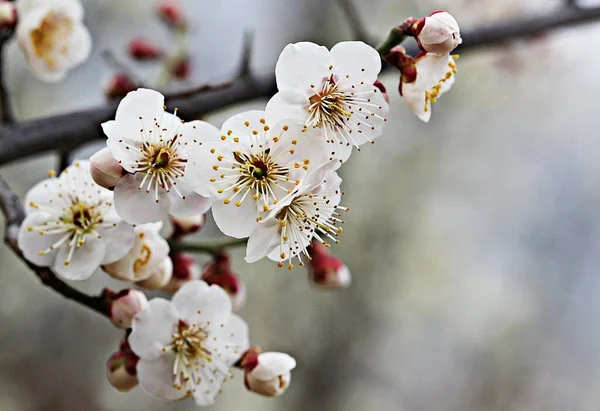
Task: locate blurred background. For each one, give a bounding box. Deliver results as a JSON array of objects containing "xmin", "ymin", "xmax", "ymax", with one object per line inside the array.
[{"xmin": 2, "ymin": 0, "xmax": 600, "ymax": 410}]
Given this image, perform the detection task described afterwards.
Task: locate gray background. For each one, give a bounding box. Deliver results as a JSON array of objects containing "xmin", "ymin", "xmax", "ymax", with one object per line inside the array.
[{"xmin": 2, "ymin": 0, "xmax": 600, "ymax": 410}]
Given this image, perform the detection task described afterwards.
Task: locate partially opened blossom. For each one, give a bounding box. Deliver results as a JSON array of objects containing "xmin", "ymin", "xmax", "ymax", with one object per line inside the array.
[
  {"xmin": 101, "ymin": 88, "xmax": 215, "ymax": 224},
  {"xmin": 107, "ymin": 333, "xmax": 140, "ymax": 392},
  {"xmin": 17, "ymin": 161, "xmax": 135, "ymax": 280},
  {"xmin": 186, "ymin": 110, "xmax": 327, "ymax": 239},
  {"xmin": 307, "ymin": 241, "xmax": 351, "ymax": 289},
  {"xmin": 90, "ymin": 147, "xmax": 125, "ymax": 190},
  {"xmin": 241, "ymin": 348, "xmax": 296, "ymax": 397},
  {"xmin": 16, "ymin": 0, "xmax": 92, "ymax": 82},
  {"xmin": 266, "ymin": 41, "xmax": 389, "ymax": 162},
  {"xmin": 245, "ymin": 164, "xmax": 346, "ymax": 269},
  {"xmin": 415, "ymin": 11, "xmax": 462, "ymax": 55},
  {"xmin": 129, "ymin": 280, "xmax": 249, "ymax": 405},
  {"xmin": 103, "ymin": 222, "xmax": 169, "ymax": 282},
  {"xmin": 105, "ymin": 288, "xmax": 149, "ymax": 329},
  {"xmin": 136, "ymin": 256, "xmax": 173, "ymax": 289},
  {"xmin": 400, "ymin": 53, "xmax": 458, "ymax": 123}
]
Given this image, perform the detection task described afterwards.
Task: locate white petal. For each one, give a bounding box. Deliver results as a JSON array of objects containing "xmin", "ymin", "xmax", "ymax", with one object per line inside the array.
[
  {"xmin": 137, "ymin": 355, "xmax": 186, "ymax": 401},
  {"xmin": 344, "ymin": 87, "xmax": 389, "ymax": 146},
  {"xmin": 212, "ymin": 199, "xmax": 259, "ymax": 239},
  {"xmin": 430, "ymin": 11, "xmax": 460, "ymax": 32},
  {"xmin": 98, "ymin": 221, "xmax": 135, "ymax": 264},
  {"xmin": 265, "ymin": 90, "xmax": 310, "ymax": 125},
  {"xmin": 114, "ymin": 89, "xmax": 165, "ymax": 139},
  {"xmin": 253, "ymin": 352, "xmax": 297, "ymax": 380},
  {"xmin": 65, "ymin": 21, "xmax": 92, "ymax": 67},
  {"xmin": 191, "ymin": 370, "xmax": 226, "ymax": 406},
  {"xmin": 275, "ymin": 42, "xmax": 332, "ymax": 91},
  {"xmin": 402, "ymin": 84, "xmax": 430, "ymax": 123},
  {"xmin": 168, "ymin": 182, "xmax": 213, "ymax": 217},
  {"xmin": 220, "ymin": 110, "xmax": 266, "ymax": 150},
  {"xmin": 207, "ymin": 314, "xmax": 250, "ymax": 365},
  {"xmin": 269, "ymin": 121, "xmax": 327, "ymax": 170},
  {"xmin": 185, "ymin": 142, "xmax": 230, "ymax": 197},
  {"xmin": 178, "ymin": 120, "xmax": 222, "ymax": 147},
  {"xmin": 245, "ymin": 219, "xmax": 280, "ymax": 263},
  {"xmin": 415, "ymin": 54, "xmax": 451, "ymax": 89},
  {"xmin": 18, "ymin": 212, "xmax": 63, "ymax": 266},
  {"xmin": 114, "ymin": 173, "xmax": 171, "ymax": 224},
  {"xmin": 129, "ymin": 298, "xmax": 178, "ymax": 360},
  {"xmin": 171, "ymin": 280, "xmax": 232, "ymax": 332},
  {"xmin": 330, "ymin": 41, "xmax": 381, "ymax": 85},
  {"xmin": 53, "ymin": 235, "xmax": 106, "ymax": 280},
  {"xmin": 24, "ymin": 177, "xmax": 60, "ymax": 214}
]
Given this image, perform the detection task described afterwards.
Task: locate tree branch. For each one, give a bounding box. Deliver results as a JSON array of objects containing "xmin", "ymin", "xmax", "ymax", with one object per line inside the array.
[
  {"xmin": 0, "ymin": 175, "xmax": 108, "ymax": 317},
  {"xmin": 336, "ymin": 0, "xmax": 372, "ymax": 44},
  {"xmin": 170, "ymin": 237, "xmax": 247, "ymax": 256},
  {"xmin": 0, "ymin": 26, "xmax": 15, "ymax": 124}
]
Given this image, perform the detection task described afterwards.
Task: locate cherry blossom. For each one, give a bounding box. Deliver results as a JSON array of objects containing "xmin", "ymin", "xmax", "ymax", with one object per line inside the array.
[
  {"xmin": 103, "ymin": 222, "xmax": 169, "ymax": 282},
  {"xmin": 186, "ymin": 110, "xmax": 328, "ymax": 239},
  {"xmin": 128, "ymin": 280, "xmax": 249, "ymax": 406},
  {"xmin": 17, "ymin": 161, "xmax": 135, "ymax": 280},
  {"xmin": 266, "ymin": 41, "xmax": 389, "ymax": 162},
  {"xmin": 401, "ymin": 53, "xmax": 458, "ymax": 123},
  {"xmin": 415, "ymin": 11, "xmax": 462, "ymax": 55},
  {"xmin": 16, "ymin": 0, "xmax": 92, "ymax": 82},
  {"xmin": 245, "ymin": 164, "xmax": 346, "ymax": 269},
  {"xmin": 101, "ymin": 89, "xmax": 215, "ymax": 224},
  {"xmin": 241, "ymin": 348, "xmax": 296, "ymax": 397}
]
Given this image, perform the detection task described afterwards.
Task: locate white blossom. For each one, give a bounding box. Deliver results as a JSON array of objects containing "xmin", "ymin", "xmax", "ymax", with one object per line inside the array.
[
  {"xmin": 17, "ymin": 161, "xmax": 135, "ymax": 280},
  {"xmin": 245, "ymin": 163, "xmax": 346, "ymax": 269},
  {"xmin": 401, "ymin": 53, "xmax": 458, "ymax": 123},
  {"xmin": 244, "ymin": 352, "xmax": 296, "ymax": 397},
  {"xmin": 416, "ymin": 11, "xmax": 462, "ymax": 55},
  {"xmin": 103, "ymin": 222, "xmax": 169, "ymax": 282},
  {"xmin": 266, "ymin": 41, "xmax": 389, "ymax": 162},
  {"xmin": 16, "ymin": 0, "xmax": 92, "ymax": 82},
  {"xmin": 129, "ymin": 280, "xmax": 249, "ymax": 406},
  {"xmin": 186, "ymin": 110, "xmax": 328, "ymax": 239},
  {"xmin": 101, "ymin": 89, "xmax": 215, "ymax": 224}
]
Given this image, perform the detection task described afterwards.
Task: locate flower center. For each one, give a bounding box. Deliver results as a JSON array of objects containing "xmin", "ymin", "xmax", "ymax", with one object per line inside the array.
[
  {"xmin": 307, "ymin": 77, "xmax": 351, "ymax": 129},
  {"xmin": 63, "ymin": 200, "xmax": 102, "ymax": 233},
  {"xmin": 166, "ymin": 320, "xmax": 212, "ymax": 393},
  {"xmin": 135, "ymin": 140, "xmax": 187, "ymax": 201},
  {"xmin": 29, "ymin": 11, "xmax": 73, "ymax": 70}
]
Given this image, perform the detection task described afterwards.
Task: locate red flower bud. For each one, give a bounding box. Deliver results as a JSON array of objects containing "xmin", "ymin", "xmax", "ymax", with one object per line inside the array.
[
  {"xmin": 105, "ymin": 73, "xmax": 138, "ymax": 100},
  {"xmin": 171, "ymin": 55, "xmax": 190, "ymax": 79},
  {"xmin": 162, "ymin": 252, "xmax": 201, "ymax": 293},
  {"xmin": 157, "ymin": 0, "xmax": 186, "ymax": 29},
  {"xmin": 128, "ymin": 38, "xmax": 163, "ymax": 60},
  {"xmin": 170, "ymin": 214, "xmax": 206, "ymax": 239},
  {"xmin": 307, "ymin": 242, "xmax": 351, "ymax": 289},
  {"xmin": 201, "ymin": 252, "xmax": 246, "ymax": 311}
]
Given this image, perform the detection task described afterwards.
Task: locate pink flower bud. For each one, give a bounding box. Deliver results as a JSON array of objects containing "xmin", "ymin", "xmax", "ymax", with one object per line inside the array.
[
  {"xmin": 136, "ymin": 256, "xmax": 173, "ymax": 289},
  {"xmin": 241, "ymin": 348, "xmax": 297, "ymax": 397},
  {"xmin": 170, "ymin": 214, "xmax": 206, "ymax": 238},
  {"xmin": 90, "ymin": 147, "xmax": 125, "ymax": 190},
  {"xmin": 307, "ymin": 242, "xmax": 351, "ymax": 289},
  {"xmin": 106, "ymin": 289, "xmax": 149, "ymax": 329},
  {"xmin": 171, "ymin": 55, "xmax": 190, "ymax": 80},
  {"xmin": 157, "ymin": 0, "xmax": 186, "ymax": 29},
  {"xmin": 106, "ymin": 351, "xmax": 139, "ymax": 392},
  {"xmin": 373, "ymin": 80, "xmax": 390, "ymax": 104},
  {"xmin": 105, "ymin": 73, "xmax": 138, "ymax": 100},
  {"xmin": 201, "ymin": 252, "xmax": 246, "ymax": 310},
  {"xmin": 0, "ymin": 1, "xmax": 17, "ymax": 28},
  {"xmin": 415, "ymin": 11, "xmax": 461, "ymax": 55},
  {"xmin": 162, "ymin": 252, "xmax": 201, "ymax": 293},
  {"xmin": 128, "ymin": 38, "xmax": 163, "ymax": 60}
]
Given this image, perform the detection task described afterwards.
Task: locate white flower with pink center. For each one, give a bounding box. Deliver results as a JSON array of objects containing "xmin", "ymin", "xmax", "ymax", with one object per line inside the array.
[
  {"xmin": 17, "ymin": 161, "xmax": 135, "ymax": 280},
  {"xmin": 266, "ymin": 41, "xmax": 389, "ymax": 162},
  {"xmin": 16, "ymin": 0, "xmax": 92, "ymax": 82},
  {"xmin": 185, "ymin": 110, "xmax": 328, "ymax": 239},
  {"xmin": 128, "ymin": 280, "xmax": 249, "ymax": 406},
  {"xmin": 101, "ymin": 89, "xmax": 215, "ymax": 224}
]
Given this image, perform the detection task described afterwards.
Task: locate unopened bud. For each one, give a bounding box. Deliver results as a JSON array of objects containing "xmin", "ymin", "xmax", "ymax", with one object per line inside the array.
[
  {"xmin": 0, "ymin": 1, "xmax": 17, "ymax": 28},
  {"xmin": 136, "ymin": 257, "xmax": 173, "ymax": 289},
  {"xmin": 170, "ymin": 214, "xmax": 206, "ymax": 238},
  {"xmin": 106, "ymin": 351, "xmax": 139, "ymax": 392},
  {"xmin": 241, "ymin": 348, "xmax": 297, "ymax": 397},
  {"xmin": 162, "ymin": 252, "xmax": 201, "ymax": 293},
  {"xmin": 204, "ymin": 271, "xmax": 246, "ymax": 312},
  {"xmin": 157, "ymin": 0, "xmax": 186, "ymax": 29},
  {"xmin": 307, "ymin": 242, "xmax": 351, "ymax": 289},
  {"xmin": 105, "ymin": 288, "xmax": 149, "ymax": 329},
  {"xmin": 105, "ymin": 73, "xmax": 138, "ymax": 100},
  {"xmin": 90, "ymin": 147, "xmax": 125, "ymax": 190},
  {"xmin": 373, "ymin": 80, "xmax": 389, "ymax": 104},
  {"xmin": 171, "ymin": 55, "xmax": 190, "ymax": 79},
  {"xmin": 415, "ymin": 11, "xmax": 461, "ymax": 55},
  {"xmin": 128, "ymin": 38, "xmax": 163, "ymax": 60}
]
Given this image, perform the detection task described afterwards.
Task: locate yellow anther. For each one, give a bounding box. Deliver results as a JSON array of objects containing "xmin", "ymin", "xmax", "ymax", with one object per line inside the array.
[
  {"xmin": 48, "ymin": 170, "xmax": 56, "ymax": 177},
  {"xmin": 244, "ymin": 121, "xmax": 250, "ymax": 127},
  {"xmin": 212, "ymin": 165, "xmax": 219, "ymax": 170},
  {"xmin": 220, "ymin": 135, "xmax": 227, "ymax": 141},
  {"xmin": 224, "ymin": 199, "xmax": 231, "ymax": 204}
]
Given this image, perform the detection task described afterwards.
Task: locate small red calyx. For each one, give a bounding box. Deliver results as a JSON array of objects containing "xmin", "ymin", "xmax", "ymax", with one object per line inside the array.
[
  {"xmin": 172, "ymin": 55, "xmax": 190, "ymax": 79},
  {"xmin": 157, "ymin": 0, "xmax": 186, "ymax": 29},
  {"xmin": 412, "ymin": 17, "xmax": 426, "ymax": 36},
  {"xmin": 105, "ymin": 73, "xmax": 138, "ymax": 100},
  {"xmin": 129, "ymin": 38, "xmax": 163, "ymax": 60}
]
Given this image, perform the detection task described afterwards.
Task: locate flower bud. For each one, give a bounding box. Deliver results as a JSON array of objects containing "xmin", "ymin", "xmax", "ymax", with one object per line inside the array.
[
  {"xmin": 106, "ymin": 288, "xmax": 149, "ymax": 329},
  {"xmin": 201, "ymin": 252, "xmax": 246, "ymax": 311},
  {"xmin": 90, "ymin": 147, "xmax": 125, "ymax": 190},
  {"xmin": 373, "ymin": 80, "xmax": 390, "ymax": 104},
  {"xmin": 241, "ymin": 348, "xmax": 297, "ymax": 397},
  {"xmin": 307, "ymin": 242, "xmax": 351, "ymax": 289},
  {"xmin": 157, "ymin": 0, "xmax": 186, "ymax": 29},
  {"xmin": 136, "ymin": 256, "xmax": 173, "ymax": 289},
  {"xmin": 128, "ymin": 38, "xmax": 163, "ymax": 60},
  {"xmin": 170, "ymin": 214, "xmax": 206, "ymax": 239},
  {"xmin": 415, "ymin": 11, "xmax": 461, "ymax": 55},
  {"xmin": 162, "ymin": 252, "xmax": 201, "ymax": 293},
  {"xmin": 105, "ymin": 73, "xmax": 138, "ymax": 100},
  {"xmin": 0, "ymin": 1, "xmax": 17, "ymax": 28},
  {"xmin": 106, "ymin": 351, "xmax": 139, "ymax": 392},
  {"xmin": 171, "ymin": 55, "xmax": 190, "ymax": 79}
]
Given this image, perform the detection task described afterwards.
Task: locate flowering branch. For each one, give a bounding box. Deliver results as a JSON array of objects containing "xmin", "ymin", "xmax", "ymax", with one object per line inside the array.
[
  {"xmin": 0, "ymin": 175, "xmax": 108, "ymax": 316},
  {"xmin": 170, "ymin": 237, "xmax": 248, "ymax": 256}
]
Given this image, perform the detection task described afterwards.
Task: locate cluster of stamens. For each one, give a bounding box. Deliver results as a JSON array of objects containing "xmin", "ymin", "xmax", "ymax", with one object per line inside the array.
[
  {"xmin": 30, "ymin": 11, "xmax": 73, "ymax": 70},
  {"xmin": 424, "ymin": 56, "xmax": 459, "ymax": 112}
]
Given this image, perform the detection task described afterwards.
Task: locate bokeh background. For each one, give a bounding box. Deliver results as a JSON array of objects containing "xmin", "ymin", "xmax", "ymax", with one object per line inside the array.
[{"xmin": 2, "ymin": 0, "xmax": 600, "ymax": 410}]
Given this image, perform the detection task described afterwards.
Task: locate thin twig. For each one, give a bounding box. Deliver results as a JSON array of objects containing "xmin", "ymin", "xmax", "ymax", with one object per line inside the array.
[
  {"xmin": 0, "ymin": 175, "xmax": 108, "ymax": 317},
  {"xmin": 170, "ymin": 237, "xmax": 248, "ymax": 256},
  {"xmin": 0, "ymin": 26, "xmax": 15, "ymax": 124},
  {"xmin": 58, "ymin": 150, "xmax": 71, "ymax": 172},
  {"xmin": 101, "ymin": 49, "xmax": 147, "ymax": 88},
  {"xmin": 336, "ymin": 0, "xmax": 372, "ymax": 43}
]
